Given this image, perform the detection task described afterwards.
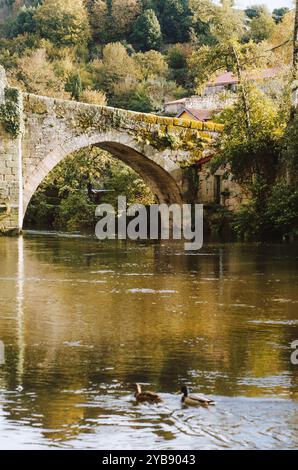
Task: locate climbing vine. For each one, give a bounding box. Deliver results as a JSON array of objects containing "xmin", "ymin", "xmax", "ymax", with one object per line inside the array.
[{"xmin": 0, "ymin": 87, "xmax": 22, "ymax": 138}]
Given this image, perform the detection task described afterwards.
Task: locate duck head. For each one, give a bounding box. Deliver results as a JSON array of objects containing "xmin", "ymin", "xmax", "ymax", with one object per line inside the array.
[
  {"xmin": 181, "ymin": 385, "xmax": 188, "ymax": 397},
  {"xmin": 134, "ymin": 383, "xmax": 142, "ymax": 396}
]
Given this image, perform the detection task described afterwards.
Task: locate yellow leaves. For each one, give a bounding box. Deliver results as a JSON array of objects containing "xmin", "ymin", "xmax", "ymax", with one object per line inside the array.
[
  {"xmin": 23, "ymin": 95, "xmax": 48, "ymax": 115},
  {"xmin": 80, "ymin": 88, "xmax": 107, "ymax": 106}
]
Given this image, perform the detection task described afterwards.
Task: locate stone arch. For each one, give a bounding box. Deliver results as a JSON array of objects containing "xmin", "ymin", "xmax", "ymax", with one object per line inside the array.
[{"xmin": 22, "ymin": 131, "xmax": 183, "ymax": 226}]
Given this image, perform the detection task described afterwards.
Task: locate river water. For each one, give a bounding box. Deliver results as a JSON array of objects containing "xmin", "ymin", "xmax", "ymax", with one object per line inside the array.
[{"xmin": 0, "ymin": 234, "xmax": 297, "ymax": 449}]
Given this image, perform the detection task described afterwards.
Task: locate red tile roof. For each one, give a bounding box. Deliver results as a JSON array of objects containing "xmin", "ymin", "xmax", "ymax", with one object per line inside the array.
[
  {"xmin": 177, "ymin": 108, "xmax": 217, "ymax": 121},
  {"xmin": 207, "ymin": 67, "xmax": 283, "ymax": 87}
]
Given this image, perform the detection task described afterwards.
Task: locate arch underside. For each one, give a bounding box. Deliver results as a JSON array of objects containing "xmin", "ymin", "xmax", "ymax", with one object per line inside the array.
[
  {"xmin": 22, "ymin": 139, "xmax": 183, "ymax": 225},
  {"xmin": 98, "ymin": 142, "xmax": 182, "ymax": 205}
]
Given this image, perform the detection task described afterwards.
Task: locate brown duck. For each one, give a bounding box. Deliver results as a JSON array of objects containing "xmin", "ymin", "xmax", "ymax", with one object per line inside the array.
[{"xmin": 134, "ymin": 383, "xmax": 162, "ymax": 403}]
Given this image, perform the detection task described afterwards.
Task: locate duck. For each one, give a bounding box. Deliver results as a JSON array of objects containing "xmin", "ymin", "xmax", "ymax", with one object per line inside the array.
[
  {"xmin": 134, "ymin": 383, "xmax": 162, "ymax": 403},
  {"xmin": 180, "ymin": 386, "xmax": 215, "ymax": 407}
]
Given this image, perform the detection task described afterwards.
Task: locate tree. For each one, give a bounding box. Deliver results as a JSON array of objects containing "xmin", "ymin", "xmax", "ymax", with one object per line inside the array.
[
  {"xmin": 65, "ymin": 72, "xmax": 83, "ymax": 100},
  {"xmin": 211, "ymin": 86, "xmax": 284, "ymax": 240},
  {"xmin": 110, "ymin": 0, "xmax": 141, "ymax": 40},
  {"xmin": 188, "ymin": 40, "xmax": 271, "ymax": 93},
  {"xmin": 267, "ymin": 10, "xmax": 295, "ymax": 65},
  {"xmin": 12, "ymin": 47, "xmax": 70, "ymax": 98},
  {"xmin": 189, "ymin": 0, "xmax": 217, "ymax": 45},
  {"xmin": 249, "ymin": 10, "xmax": 275, "ymax": 42},
  {"xmin": 5, "ymin": 5, "xmax": 37, "ymax": 38},
  {"xmin": 245, "ymin": 4, "xmax": 269, "ymax": 20},
  {"xmin": 93, "ymin": 42, "xmax": 141, "ymax": 96},
  {"xmin": 80, "ymin": 88, "xmax": 107, "ymax": 105},
  {"xmin": 35, "ymin": 0, "xmax": 90, "ymax": 46},
  {"xmin": 157, "ymin": 0, "xmax": 192, "ymax": 44},
  {"xmin": 167, "ymin": 44, "xmax": 192, "ymax": 87},
  {"xmin": 272, "ymin": 7, "xmax": 289, "ymax": 24},
  {"xmin": 133, "ymin": 50, "xmax": 168, "ymax": 79},
  {"xmin": 89, "ymin": 0, "xmax": 110, "ymax": 43},
  {"xmin": 131, "ymin": 9, "xmax": 162, "ymax": 51},
  {"xmin": 208, "ymin": 0, "xmax": 245, "ymax": 43}
]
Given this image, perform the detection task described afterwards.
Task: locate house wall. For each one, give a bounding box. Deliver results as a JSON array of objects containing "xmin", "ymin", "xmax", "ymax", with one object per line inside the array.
[
  {"xmin": 197, "ymin": 166, "xmax": 246, "ymax": 211},
  {"xmin": 179, "ymin": 111, "xmax": 193, "ymax": 121},
  {"xmin": 164, "ymin": 102, "xmax": 185, "ymax": 115}
]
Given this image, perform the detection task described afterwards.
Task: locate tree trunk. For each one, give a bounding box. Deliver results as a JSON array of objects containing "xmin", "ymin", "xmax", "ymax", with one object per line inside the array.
[
  {"xmin": 291, "ymin": 0, "xmax": 298, "ymax": 113},
  {"xmin": 232, "ymin": 45, "xmax": 252, "ymax": 137}
]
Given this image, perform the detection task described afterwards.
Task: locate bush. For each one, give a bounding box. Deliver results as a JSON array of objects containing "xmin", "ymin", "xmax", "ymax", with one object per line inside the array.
[
  {"xmin": 266, "ymin": 183, "xmax": 298, "ymax": 239},
  {"xmin": 55, "ymin": 192, "xmax": 96, "ymax": 231}
]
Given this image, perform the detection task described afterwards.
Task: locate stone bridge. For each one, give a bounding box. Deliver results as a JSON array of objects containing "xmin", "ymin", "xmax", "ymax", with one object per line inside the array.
[{"xmin": 0, "ymin": 66, "xmax": 223, "ymax": 234}]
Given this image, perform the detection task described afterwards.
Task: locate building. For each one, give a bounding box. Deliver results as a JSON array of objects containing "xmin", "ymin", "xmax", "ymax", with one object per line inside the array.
[
  {"xmin": 163, "ymin": 98, "xmax": 187, "ymax": 115},
  {"xmin": 204, "ymin": 67, "xmax": 286, "ymax": 96},
  {"xmin": 164, "ymin": 67, "xmax": 287, "ymax": 117},
  {"xmin": 176, "ymin": 108, "xmax": 216, "ymax": 122},
  {"xmin": 163, "ymin": 67, "xmax": 286, "ymax": 210}
]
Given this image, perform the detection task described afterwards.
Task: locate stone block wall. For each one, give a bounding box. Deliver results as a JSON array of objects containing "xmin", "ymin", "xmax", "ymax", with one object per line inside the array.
[
  {"xmin": 197, "ymin": 165, "xmax": 246, "ymax": 210},
  {"xmin": 0, "ymin": 66, "xmax": 20, "ymax": 234}
]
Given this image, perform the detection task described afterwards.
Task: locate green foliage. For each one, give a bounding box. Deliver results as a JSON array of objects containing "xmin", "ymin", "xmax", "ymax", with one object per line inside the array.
[
  {"xmin": 5, "ymin": 6, "xmax": 37, "ymax": 38},
  {"xmin": 0, "ymin": 87, "xmax": 22, "ymax": 137},
  {"xmin": 24, "ymin": 191, "xmax": 58, "ymax": 229},
  {"xmin": 248, "ymin": 10, "xmax": 275, "ymax": 43},
  {"xmin": 266, "ymin": 183, "xmax": 298, "ymax": 238},
  {"xmin": 65, "ymin": 72, "xmax": 82, "ymax": 100},
  {"xmin": 24, "ymin": 147, "xmax": 155, "ymax": 231},
  {"xmin": 272, "ymin": 7, "xmax": 289, "ymax": 24},
  {"xmin": 282, "ymin": 114, "xmax": 298, "ymax": 179},
  {"xmin": 232, "ymin": 177, "xmax": 270, "ymax": 240},
  {"xmin": 233, "ymin": 181, "xmax": 298, "ymax": 240},
  {"xmin": 101, "ymin": 162, "xmax": 155, "ymax": 207},
  {"xmin": 211, "ymin": 85, "xmax": 283, "ymax": 187},
  {"xmin": 131, "ymin": 9, "xmax": 162, "ymax": 51},
  {"xmin": 244, "ymin": 4, "xmax": 269, "ymax": 20},
  {"xmin": 55, "ymin": 192, "xmax": 96, "ymax": 231},
  {"xmin": 156, "ymin": 0, "xmax": 192, "ymax": 44}
]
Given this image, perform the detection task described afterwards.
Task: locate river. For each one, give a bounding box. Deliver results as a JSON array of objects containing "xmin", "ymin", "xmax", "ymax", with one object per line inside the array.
[{"xmin": 0, "ymin": 234, "xmax": 297, "ymax": 449}]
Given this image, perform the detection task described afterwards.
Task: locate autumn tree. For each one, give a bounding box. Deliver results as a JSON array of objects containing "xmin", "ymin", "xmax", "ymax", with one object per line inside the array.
[
  {"xmin": 110, "ymin": 0, "xmax": 141, "ymax": 40},
  {"xmin": 88, "ymin": 0, "xmax": 110, "ymax": 43},
  {"xmin": 35, "ymin": 0, "xmax": 90, "ymax": 46},
  {"xmin": 133, "ymin": 50, "xmax": 168, "ymax": 79},
  {"xmin": 249, "ymin": 8, "xmax": 275, "ymax": 42},
  {"xmin": 93, "ymin": 42, "xmax": 141, "ymax": 96}
]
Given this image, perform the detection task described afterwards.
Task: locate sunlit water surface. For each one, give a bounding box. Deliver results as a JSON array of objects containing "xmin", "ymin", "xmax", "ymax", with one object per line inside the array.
[{"xmin": 0, "ymin": 235, "xmax": 297, "ymax": 449}]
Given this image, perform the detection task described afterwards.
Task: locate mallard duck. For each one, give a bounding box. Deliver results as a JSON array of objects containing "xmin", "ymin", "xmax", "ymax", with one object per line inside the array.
[
  {"xmin": 181, "ymin": 386, "xmax": 215, "ymax": 406},
  {"xmin": 134, "ymin": 383, "xmax": 162, "ymax": 403}
]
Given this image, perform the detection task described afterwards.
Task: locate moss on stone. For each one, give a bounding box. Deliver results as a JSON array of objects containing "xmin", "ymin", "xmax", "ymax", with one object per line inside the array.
[
  {"xmin": 203, "ymin": 121, "xmax": 215, "ymax": 132},
  {"xmin": 0, "ymin": 87, "xmax": 22, "ymax": 138},
  {"xmin": 190, "ymin": 120, "xmax": 204, "ymax": 130},
  {"xmin": 54, "ymin": 102, "xmax": 67, "ymax": 119},
  {"xmin": 24, "ymin": 96, "xmax": 48, "ymax": 115},
  {"xmin": 77, "ymin": 108, "xmax": 100, "ymax": 131}
]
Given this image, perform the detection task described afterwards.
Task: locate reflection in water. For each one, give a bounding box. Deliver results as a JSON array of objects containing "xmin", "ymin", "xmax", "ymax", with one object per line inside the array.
[
  {"xmin": 16, "ymin": 236, "xmax": 24, "ymax": 384},
  {"xmin": 0, "ymin": 235, "xmax": 297, "ymax": 449}
]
